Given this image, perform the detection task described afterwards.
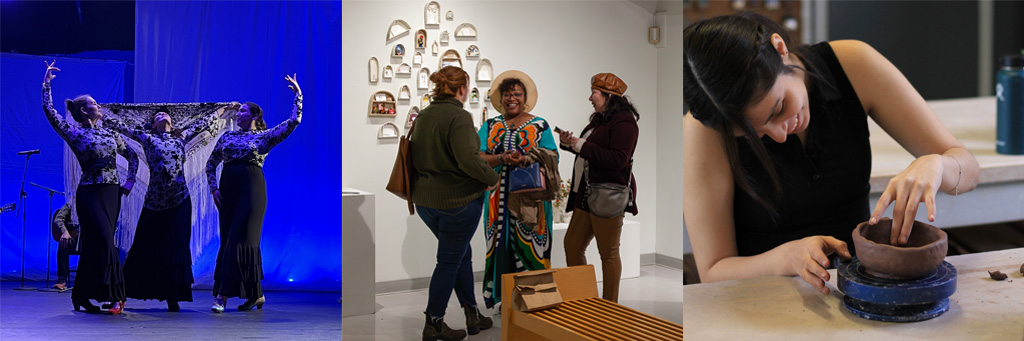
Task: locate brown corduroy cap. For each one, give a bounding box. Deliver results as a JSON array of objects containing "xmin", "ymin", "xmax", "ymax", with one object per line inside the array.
[{"xmin": 591, "ymin": 73, "xmax": 627, "ymax": 96}]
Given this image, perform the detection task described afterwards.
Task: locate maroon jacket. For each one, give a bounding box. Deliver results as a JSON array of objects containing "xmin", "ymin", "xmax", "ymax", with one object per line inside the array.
[{"xmin": 560, "ymin": 110, "xmax": 639, "ymax": 215}]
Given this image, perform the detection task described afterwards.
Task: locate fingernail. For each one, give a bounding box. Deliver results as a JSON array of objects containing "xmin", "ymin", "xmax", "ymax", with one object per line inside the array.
[
  {"xmin": 869, "ymin": 217, "xmax": 876, "ymax": 224},
  {"xmin": 929, "ymin": 214, "xmax": 935, "ymax": 221}
]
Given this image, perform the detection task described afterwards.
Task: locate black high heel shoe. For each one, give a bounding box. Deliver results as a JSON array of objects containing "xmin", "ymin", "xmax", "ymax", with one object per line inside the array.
[
  {"xmin": 237, "ymin": 296, "xmax": 265, "ymax": 311},
  {"xmin": 73, "ymin": 298, "xmax": 101, "ymax": 313},
  {"xmin": 167, "ymin": 301, "xmax": 180, "ymax": 312}
]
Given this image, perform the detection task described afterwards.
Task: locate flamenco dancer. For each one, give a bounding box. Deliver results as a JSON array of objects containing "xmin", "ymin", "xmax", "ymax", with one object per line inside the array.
[
  {"xmin": 108, "ymin": 104, "xmax": 232, "ymax": 311},
  {"xmin": 206, "ymin": 74, "xmax": 303, "ymax": 312},
  {"xmin": 42, "ymin": 61, "xmax": 140, "ymax": 314}
]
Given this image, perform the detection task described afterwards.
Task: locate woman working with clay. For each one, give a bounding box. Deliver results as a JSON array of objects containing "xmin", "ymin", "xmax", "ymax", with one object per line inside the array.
[{"xmin": 681, "ymin": 12, "xmax": 980, "ymax": 294}]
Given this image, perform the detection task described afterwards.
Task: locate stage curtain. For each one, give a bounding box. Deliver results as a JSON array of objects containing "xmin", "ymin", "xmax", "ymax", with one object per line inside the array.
[{"xmin": 134, "ymin": 1, "xmax": 342, "ymax": 292}]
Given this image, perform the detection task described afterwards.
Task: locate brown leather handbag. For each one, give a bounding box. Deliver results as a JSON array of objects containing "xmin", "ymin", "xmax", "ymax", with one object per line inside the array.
[{"xmin": 386, "ymin": 122, "xmax": 416, "ymax": 215}]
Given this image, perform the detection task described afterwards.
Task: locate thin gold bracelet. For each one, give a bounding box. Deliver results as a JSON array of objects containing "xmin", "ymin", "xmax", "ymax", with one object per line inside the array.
[{"xmin": 951, "ymin": 155, "xmax": 962, "ymax": 196}]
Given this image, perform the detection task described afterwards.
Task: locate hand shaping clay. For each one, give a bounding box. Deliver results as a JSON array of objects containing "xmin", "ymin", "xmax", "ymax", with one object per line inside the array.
[{"xmin": 852, "ymin": 218, "xmax": 948, "ymax": 280}]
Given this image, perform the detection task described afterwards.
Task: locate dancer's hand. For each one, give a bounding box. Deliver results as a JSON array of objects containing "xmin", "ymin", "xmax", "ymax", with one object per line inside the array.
[
  {"xmin": 60, "ymin": 231, "xmax": 72, "ymax": 247},
  {"xmin": 120, "ymin": 179, "xmax": 135, "ymax": 196},
  {"xmin": 212, "ymin": 189, "xmax": 222, "ymax": 209},
  {"xmin": 43, "ymin": 60, "xmax": 61, "ymax": 83},
  {"xmin": 285, "ymin": 73, "xmax": 302, "ymax": 97}
]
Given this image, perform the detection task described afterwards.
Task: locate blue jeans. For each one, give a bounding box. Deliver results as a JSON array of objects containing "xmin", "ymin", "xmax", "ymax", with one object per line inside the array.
[{"xmin": 417, "ymin": 194, "xmax": 484, "ymax": 318}]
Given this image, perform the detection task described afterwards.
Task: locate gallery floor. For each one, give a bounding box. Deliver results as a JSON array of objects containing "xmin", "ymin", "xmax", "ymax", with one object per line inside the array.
[{"xmin": 342, "ymin": 264, "xmax": 683, "ymax": 340}]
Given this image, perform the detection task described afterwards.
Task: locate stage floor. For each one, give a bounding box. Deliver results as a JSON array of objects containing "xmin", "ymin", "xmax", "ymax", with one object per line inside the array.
[{"xmin": 0, "ymin": 281, "xmax": 342, "ymax": 340}]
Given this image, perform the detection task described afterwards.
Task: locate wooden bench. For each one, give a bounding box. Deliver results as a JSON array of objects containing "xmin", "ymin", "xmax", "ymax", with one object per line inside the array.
[{"xmin": 501, "ymin": 265, "xmax": 684, "ymax": 340}]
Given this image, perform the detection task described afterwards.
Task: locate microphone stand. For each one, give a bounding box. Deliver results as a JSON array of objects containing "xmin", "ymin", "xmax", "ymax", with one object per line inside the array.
[
  {"xmin": 30, "ymin": 183, "xmax": 63, "ymax": 292},
  {"xmin": 13, "ymin": 153, "xmax": 35, "ymax": 290}
]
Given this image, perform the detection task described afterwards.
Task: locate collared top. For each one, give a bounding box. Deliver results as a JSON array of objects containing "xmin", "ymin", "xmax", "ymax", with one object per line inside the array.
[
  {"xmin": 732, "ymin": 42, "xmax": 872, "ymax": 257},
  {"xmin": 43, "ymin": 83, "xmax": 140, "ymax": 186},
  {"xmin": 206, "ymin": 93, "xmax": 301, "ymax": 192},
  {"xmin": 107, "ymin": 114, "xmax": 221, "ymax": 210}
]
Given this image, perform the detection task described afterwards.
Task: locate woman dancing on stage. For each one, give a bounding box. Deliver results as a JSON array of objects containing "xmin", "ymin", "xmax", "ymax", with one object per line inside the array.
[
  {"xmin": 206, "ymin": 74, "xmax": 302, "ymax": 313},
  {"xmin": 42, "ymin": 61, "xmax": 140, "ymax": 315},
  {"xmin": 108, "ymin": 105, "xmax": 232, "ymax": 311}
]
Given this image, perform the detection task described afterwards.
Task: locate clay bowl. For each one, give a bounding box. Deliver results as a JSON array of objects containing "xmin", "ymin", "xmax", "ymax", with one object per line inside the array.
[{"xmin": 852, "ymin": 218, "xmax": 948, "ymax": 280}]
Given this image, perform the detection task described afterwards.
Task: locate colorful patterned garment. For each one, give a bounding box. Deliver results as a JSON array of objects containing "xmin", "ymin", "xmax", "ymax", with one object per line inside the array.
[
  {"xmin": 106, "ymin": 113, "xmax": 224, "ymax": 211},
  {"xmin": 43, "ymin": 83, "xmax": 140, "ymax": 186},
  {"xmin": 477, "ymin": 115, "xmax": 557, "ymax": 308},
  {"xmin": 206, "ymin": 93, "xmax": 301, "ymax": 193}
]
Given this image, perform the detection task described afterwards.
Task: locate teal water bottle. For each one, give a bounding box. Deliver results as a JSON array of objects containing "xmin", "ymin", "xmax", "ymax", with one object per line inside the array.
[{"xmin": 996, "ymin": 53, "xmax": 1024, "ymax": 155}]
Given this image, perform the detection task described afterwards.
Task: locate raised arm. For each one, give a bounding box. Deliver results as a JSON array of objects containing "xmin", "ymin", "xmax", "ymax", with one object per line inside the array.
[
  {"xmin": 115, "ymin": 133, "xmax": 140, "ymax": 195},
  {"xmin": 104, "ymin": 117, "xmax": 149, "ymax": 143},
  {"xmin": 682, "ymin": 114, "xmax": 849, "ymax": 295},
  {"xmin": 42, "ymin": 61, "xmax": 74, "ymax": 142},
  {"xmin": 831, "ymin": 40, "xmax": 981, "ymax": 245},
  {"xmin": 256, "ymin": 75, "xmax": 302, "ymax": 154},
  {"xmin": 182, "ymin": 111, "xmax": 222, "ymax": 142}
]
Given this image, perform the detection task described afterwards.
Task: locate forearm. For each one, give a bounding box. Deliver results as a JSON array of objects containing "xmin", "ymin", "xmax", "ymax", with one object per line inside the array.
[
  {"xmin": 479, "ymin": 152, "xmax": 502, "ymax": 168},
  {"xmin": 937, "ymin": 147, "xmax": 979, "ymax": 195},
  {"xmin": 700, "ymin": 242, "xmax": 798, "ymax": 283}
]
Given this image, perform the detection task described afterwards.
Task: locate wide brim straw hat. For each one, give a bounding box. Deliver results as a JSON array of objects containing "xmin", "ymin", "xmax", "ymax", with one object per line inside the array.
[{"xmin": 489, "ymin": 70, "xmax": 538, "ymax": 114}]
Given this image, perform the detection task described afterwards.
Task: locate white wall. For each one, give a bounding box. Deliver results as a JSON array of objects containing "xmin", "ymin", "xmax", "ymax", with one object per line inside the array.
[
  {"xmin": 654, "ymin": 2, "xmax": 689, "ymax": 259},
  {"xmin": 343, "ymin": 0, "xmax": 662, "ymax": 283}
]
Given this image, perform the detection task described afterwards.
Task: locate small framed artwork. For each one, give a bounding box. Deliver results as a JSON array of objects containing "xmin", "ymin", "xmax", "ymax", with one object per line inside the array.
[
  {"xmin": 397, "ymin": 63, "xmax": 412, "ymax": 75},
  {"xmin": 382, "ymin": 65, "xmax": 394, "ymax": 79},
  {"xmin": 439, "ymin": 49, "xmax": 462, "ymax": 70},
  {"xmin": 466, "ymin": 45, "xmax": 480, "ymax": 58},
  {"xmin": 476, "ymin": 58, "xmax": 493, "ymax": 82},
  {"xmin": 378, "ymin": 122, "xmax": 400, "ymax": 139},
  {"xmin": 470, "ymin": 87, "xmax": 480, "ymax": 103},
  {"xmin": 446, "ymin": 10, "xmax": 454, "ymax": 21},
  {"xmin": 440, "ymin": 31, "xmax": 450, "ymax": 45},
  {"xmin": 406, "ymin": 106, "xmax": 420, "ymax": 128},
  {"xmin": 648, "ymin": 27, "xmax": 660, "ymax": 44},
  {"xmin": 432, "ymin": 41, "xmax": 439, "ymax": 55},
  {"xmin": 368, "ymin": 57, "xmax": 379, "ymax": 83},
  {"xmin": 454, "ymin": 23, "xmax": 477, "ymax": 38},
  {"xmin": 386, "ymin": 19, "xmax": 411, "ymax": 43},
  {"xmin": 368, "ymin": 91, "xmax": 397, "ymax": 117},
  {"xmin": 424, "ymin": 1, "xmax": 441, "ymax": 26},
  {"xmin": 421, "ymin": 94, "xmax": 431, "ymax": 108},
  {"xmin": 418, "ymin": 67, "xmax": 431, "ymax": 89},
  {"xmin": 413, "ymin": 52, "xmax": 423, "ymax": 65},
  {"xmin": 415, "ymin": 29, "xmax": 427, "ymax": 50},
  {"xmin": 393, "ymin": 44, "xmax": 406, "ymax": 57},
  {"xmin": 399, "ymin": 85, "xmax": 411, "ymax": 100}
]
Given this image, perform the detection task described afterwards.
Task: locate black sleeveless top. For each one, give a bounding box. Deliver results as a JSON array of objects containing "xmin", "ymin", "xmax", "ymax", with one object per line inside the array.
[{"xmin": 733, "ymin": 42, "xmax": 871, "ymax": 257}]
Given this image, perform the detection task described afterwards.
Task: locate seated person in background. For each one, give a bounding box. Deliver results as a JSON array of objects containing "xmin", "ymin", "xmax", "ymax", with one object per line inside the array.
[{"xmin": 52, "ymin": 203, "xmax": 79, "ymax": 291}]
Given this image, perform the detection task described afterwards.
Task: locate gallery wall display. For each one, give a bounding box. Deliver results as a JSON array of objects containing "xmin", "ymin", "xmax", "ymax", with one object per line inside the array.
[
  {"xmin": 439, "ymin": 49, "xmax": 462, "ymax": 70},
  {"xmin": 476, "ymin": 58, "xmax": 493, "ymax": 82},
  {"xmin": 399, "ymin": 85, "xmax": 411, "ymax": 100},
  {"xmin": 446, "ymin": 10, "xmax": 454, "ymax": 21},
  {"xmin": 397, "ymin": 63, "xmax": 412, "ymax": 75},
  {"xmin": 421, "ymin": 94, "xmax": 431, "ymax": 108},
  {"xmin": 413, "ymin": 52, "xmax": 423, "ymax": 65},
  {"xmin": 378, "ymin": 122, "xmax": 400, "ymax": 139},
  {"xmin": 368, "ymin": 57, "xmax": 379, "ymax": 83},
  {"xmin": 368, "ymin": 90, "xmax": 397, "ymax": 117},
  {"xmin": 393, "ymin": 44, "xmax": 406, "ymax": 57},
  {"xmin": 386, "ymin": 19, "xmax": 411, "ymax": 43},
  {"xmin": 382, "ymin": 65, "xmax": 394, "ymax": 79},
  {"xmin": 418, "ymin": 67, "xmax": 431, "ymax": 89},
  {"xmin": 470, "ymin": 87, "xmax": 480, "ymax": 103},
  {"xmin": 454, "ymin": 23, "xmax": 477, "ymax": 37},
  {"xmin": 424, "ymin": 1, "xmax": 440, "ymax": 26},
  {"xmin": 431, "ymin": 41, "xmax": 439, "ymax": 55},
  {"xmin": 440, "ymin": 30, "xmax": 450, "ymax": 45},
  {"xmin": 415, "ymin": 29, "xmax": 427, "ymax": 50},
  {"xmin": 406, "ymin": 106, "xmax": 420, "ymax": 128},
  {"xmin": 466, "ymin": 45, "xmax": 480, "ymax": 58}
]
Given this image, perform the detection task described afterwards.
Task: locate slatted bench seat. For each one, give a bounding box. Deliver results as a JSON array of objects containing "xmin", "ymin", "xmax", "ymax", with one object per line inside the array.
[{"xmin": 501, "ymin": 265, "xmax": 684, "ymax": 340}]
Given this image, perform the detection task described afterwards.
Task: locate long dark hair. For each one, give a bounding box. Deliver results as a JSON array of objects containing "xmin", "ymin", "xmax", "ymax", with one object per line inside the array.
[
  {"xmin": 590, "ymin": 92, "xmax": 640, "ymax": 123},
  {"xmin": 245, "ymin": 102, "xmax": 267, "ymax": 130},
  {"xmin": 683, "ymin": 12, "xmax": 809, "ymax": 218}
]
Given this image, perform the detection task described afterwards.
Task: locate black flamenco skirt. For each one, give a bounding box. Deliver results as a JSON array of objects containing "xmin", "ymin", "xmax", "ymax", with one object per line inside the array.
[
  {"xmin": 71, "ymin": 183, "xmax": 126, "ymax": 303},
  {"xmin": 123, "ymin": 197, "xmax": 195, "ymax": 302},
  {"xmin": 212, "ymin": 161, "xmax": 266, "ymax": 299}
]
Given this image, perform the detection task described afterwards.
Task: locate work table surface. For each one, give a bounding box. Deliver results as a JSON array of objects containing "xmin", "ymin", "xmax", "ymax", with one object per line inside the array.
[
  {"xmin": 683, "ymin": 248, "xmax": 1024, "ymax": 340},
  {"xmin": 869, "ymin": 96, "xmax": 1024, "ymax": 193}
]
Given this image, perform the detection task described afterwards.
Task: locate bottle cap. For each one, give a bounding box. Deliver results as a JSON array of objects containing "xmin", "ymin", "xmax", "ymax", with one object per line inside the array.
[{"xmin": 1002, "ymin": 54, "xmax": 1024, "ymax": 68}]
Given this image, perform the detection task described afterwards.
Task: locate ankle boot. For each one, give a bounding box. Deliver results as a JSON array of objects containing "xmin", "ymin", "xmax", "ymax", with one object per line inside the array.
[
  {"xmin": 422, "ymin": 312, "xmax": 466, "ymax": 341},
  {"xmin": 463, "ymin": 304, "xmax": 493, "ymax": 335}
]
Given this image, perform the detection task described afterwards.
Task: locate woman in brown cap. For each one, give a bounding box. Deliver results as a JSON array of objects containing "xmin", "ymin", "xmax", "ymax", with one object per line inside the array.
[
  {"xmin": 477, "ymin": 70, "xmax": 559, "ymax": 309},
  {"xmin": 557, "ymin": 72, "xmax": 640, "ymax": 303}
]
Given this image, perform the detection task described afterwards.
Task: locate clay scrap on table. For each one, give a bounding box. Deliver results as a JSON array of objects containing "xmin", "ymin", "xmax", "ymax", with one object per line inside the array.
[
  {"xmin": 1020, "ymin": 263, "xmax": 1023, "ymax": 275},
  {"xmin": 988, "ymin": 270, "xmax": 1008, "ymax": 281}
]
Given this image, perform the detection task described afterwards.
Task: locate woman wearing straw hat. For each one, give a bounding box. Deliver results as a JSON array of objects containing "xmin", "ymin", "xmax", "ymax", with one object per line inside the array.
[
  {"xmin": 556, "ymin": 73, "xmax": 640, "ymax": 303},
  {"xmin": 477, "ymin": 70, "xmax": 559, "ymax": 309}
]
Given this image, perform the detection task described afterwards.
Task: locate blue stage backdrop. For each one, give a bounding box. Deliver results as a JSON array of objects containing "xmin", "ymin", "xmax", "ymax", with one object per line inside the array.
[
  {"xmin": 0, "ymin": 1, "xmax": 342, "ymax": 293},
  {"xmin": 1, "ymin": 53, "xmax": 126, "ymax": 284}
]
